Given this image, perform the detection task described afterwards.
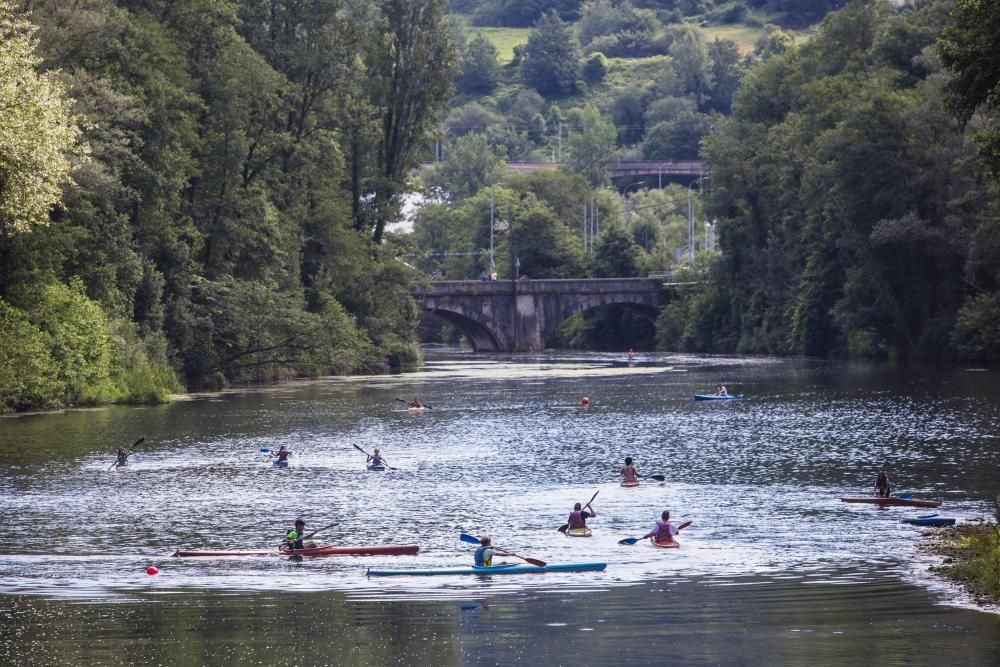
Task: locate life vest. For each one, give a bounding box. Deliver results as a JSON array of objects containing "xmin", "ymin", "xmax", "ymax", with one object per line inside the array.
[
  {"xmin": 654, "ymin": 521, "xmax": 674, "ymax": 541},
  {"xmin": 568, "ymin": 511, "xmax": 587, "ymax": 529},
  {"xmin": 474, "ymin": 546, "xmax": 492, "ymax": 567},
  {"xmin": 276, "ymin": 450, "xmax": 289, "ymax": 461},
  {"xmin": 286, "ymin": 529, "xmax": 303, "ymax": 550}
]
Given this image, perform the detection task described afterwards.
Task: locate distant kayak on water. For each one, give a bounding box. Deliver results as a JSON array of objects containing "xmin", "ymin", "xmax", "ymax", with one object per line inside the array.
[
  {"xmin": 841, "ymin": 496, "xmax": 941, "ymax": 508},
  {"xmin": 272, "ymin": 460, "xmax": 288, "ymax": 469},
  {"xmin": 693, "ymin": 394, "xmax": 744, "ymax": 401}
]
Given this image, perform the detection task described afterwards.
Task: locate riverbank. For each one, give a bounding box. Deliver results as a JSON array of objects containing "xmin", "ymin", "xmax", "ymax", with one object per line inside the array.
[{"xmin": 924, "ymin": 503, "xmax": 1000, "ymax": 610}]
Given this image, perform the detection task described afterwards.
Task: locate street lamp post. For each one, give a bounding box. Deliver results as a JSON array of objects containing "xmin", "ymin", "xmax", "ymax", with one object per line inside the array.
[{"xmin": 687, "ymin": 175, "xmax": 710, "ymax": 262}]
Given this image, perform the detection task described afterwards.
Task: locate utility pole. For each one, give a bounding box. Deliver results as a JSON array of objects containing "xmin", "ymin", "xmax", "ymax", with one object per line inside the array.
[{"xmin": 558, "ymin": 122, "xmax": 563, "ymax": 163}]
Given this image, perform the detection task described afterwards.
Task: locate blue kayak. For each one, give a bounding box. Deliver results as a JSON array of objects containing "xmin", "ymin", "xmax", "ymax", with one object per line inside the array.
[
  {"xmin": 901, "ymin": 517, "xmax": 955, "ymax": 527},
  {"xmin": 693, "ymin": 394, "xmax": 744, "ymax": 401},
  {"xmin": 367, "ymin": 562, "xmax": 607, "ymax": 577},
  {"xmin": 367, "ymin": 464, "xmax": 386, "ymax": 471},
  {"xmin": 272, "ymin": 460, "xmax": 288, "ymax": 468}
]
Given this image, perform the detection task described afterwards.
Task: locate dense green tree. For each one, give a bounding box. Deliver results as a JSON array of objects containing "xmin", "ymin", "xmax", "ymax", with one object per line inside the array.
[
  {"xmin": 424, "ymin": 133, "xmax": 506, "ymax": 201},
  {"xmin": 564, "ymin": 106, "xmax": 619, "ymax": 185},
  {"xmin": 0, "ymin": 0, "xmax": 78, "ymax": 239},
  {"xmin": 457, "ymin": 32, "xmax": 501, "ymax": 93},
  {"xmin": 359, "ymin": 0, "xmax": 459, "ymax": 243},
  {"xmin": 593, "ymin": 224, "xmax": 642, "ymax": 277},
  {"xmin": 521, "ymin": 11, "xmax": 581, "ymax": 96}
]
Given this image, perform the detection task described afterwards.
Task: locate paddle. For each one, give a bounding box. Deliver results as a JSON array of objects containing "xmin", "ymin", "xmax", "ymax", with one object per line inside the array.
[
  {"xmin": 395, "ymin": 396, "xmax": 432, "ymax": 409},
  {"xmin": 260, "ymin": 448, "xmax": 270, "ymax": 453},
  {"xmin": 108, "ymin": 437, "xmax": 144, "ymax": 470},
  {"xmin": 557, "ymin": 490, "xmax": 599, "ymax": 533},
  {"xmin": 636, "ymin": 474, "xmax": 666, "ymax": 482},
  {"xmin": 458, "ymin": 533, "xmax": 546, "ymax": 567},
  {"xmin": 352, "ymin": 444, "xmax": 398, "ymax": 470},
  {"xmin": 917, "ymin": 513, "xmax": 939, "ymax": 519},
  {"xmin": 618, "ymin": 520, "xmax": 693, "ymax": 545}
]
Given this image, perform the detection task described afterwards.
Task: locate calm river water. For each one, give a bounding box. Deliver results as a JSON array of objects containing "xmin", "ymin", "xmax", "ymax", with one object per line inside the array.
[{"xmin": 1, "ymin": 350, "xmax": 998, "ymax": 666}]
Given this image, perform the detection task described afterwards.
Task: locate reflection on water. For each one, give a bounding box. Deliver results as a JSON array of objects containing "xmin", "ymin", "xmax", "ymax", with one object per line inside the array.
[{"xmin": 1, "ymin": 352, "xmax": 998, "ymax": 664}]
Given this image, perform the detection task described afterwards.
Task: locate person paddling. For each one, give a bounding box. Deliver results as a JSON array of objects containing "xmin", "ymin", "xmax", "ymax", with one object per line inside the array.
[
  {"xmin": 367, "ymin": 448, "xmax": 385, "ymax": 467},
  {"xmin": 621, "ymin": 456, "xmax": 639, "ymax": 484},
  {"xmin": 114, "ymin": 447, "xmax": 131, "ymax": 468},
  {"xmin": 568, "ymin": 500, "xmax": 596, "ymax": 531},
  {"xmin": 873, "ymin": 470, "xmax": 891, "ymax": 498},
  {"xmin": 641, "ymin": 510, "xmax": 678, "ymax": 543},
  {"xmin": 474, "ymin": 536, "xmax": 513, "ymax": 568},
  {"xmin": 283, "ymin": 519, "xmax": 317, "ymax": 551},
  {"xmin": 713, "ymin": 383, "xmax": 728, "ymax": 397},
  {"xmin": 272, "ymin": 445, "xmax": 291, "ymax": 465},
  {"xmin": 407, "ymin": 398, "xmax": 423, "ymax": 409}
]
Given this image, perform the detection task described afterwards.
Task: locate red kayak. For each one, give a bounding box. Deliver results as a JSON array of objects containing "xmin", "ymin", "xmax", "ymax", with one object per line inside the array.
[
  {"xmin": 840, "ymin": 497, "xmax": 941, "ymax": 508},
  {"xmin": 173, "ymin": 544, "xmax": 420, "ymax": 557},
  {"xmin": 651, "ymin": 537, "xmax": 679, "ymax": 549},
  {"xmin": 621, "ymin": 479, "xmax": 639, "ymax": 488}
]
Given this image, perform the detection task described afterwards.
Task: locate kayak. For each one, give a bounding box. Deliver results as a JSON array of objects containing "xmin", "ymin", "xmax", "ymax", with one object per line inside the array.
[
  {"xmin": 367, "ymin": 464, "xmax": 386, "ymax": 471},
  {"xmin": 279, "ymin": 544, "xmax": 418, "ymax": 556},
  {"xmin": 840, "ymin": 496, "xmax": 941, "ymax": 508},
  {"xmin": 901, "ymin": 517, "xmax": 956, "ymax": 527},
  {"xmin": 173, "ymin": 544, "xmax": 420, "ymax": 557},
  {"xmin": 651, "ymin": 537, "xmax": 679, "ymax": 549},
  {"xmin": 272, "ymin": 460, "xmax": 288, "ymax": 468},
  {"xmin": 566, "ymin": 527, "xmax": 592, "ymax": 537},
  {"xmin": 621, "ymin": 480, "xmax": 639, "ymax": 488},
  {"xmin": 367, "ymin": 562, "xmax": 607, "ymax": 577},
  {"xmin": 693, "ymin": 394, "xmax": 744, "ymax": 401}
]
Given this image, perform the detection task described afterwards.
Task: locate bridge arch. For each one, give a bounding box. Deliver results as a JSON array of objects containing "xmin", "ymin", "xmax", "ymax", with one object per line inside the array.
[
  {"xmin": 413, "ymin": 279, "xmax": 668, "ymax": 352},
  {"xmin": 420, "ymin": 307, "xmax": 504, "ymax": 352}
]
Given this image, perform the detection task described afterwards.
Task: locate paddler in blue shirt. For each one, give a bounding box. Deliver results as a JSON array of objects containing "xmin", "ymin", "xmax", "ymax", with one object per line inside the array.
[
  {"xmin": 474, "ymin": 536, "xmax": 512, "ymax": 568},
  {"xmin": 114, "ymin": 447, "xmax": 130, "ymax": 468},
  {"xmin": 367, "ymin": 448, "xmax": 384, "ymax": 467}
]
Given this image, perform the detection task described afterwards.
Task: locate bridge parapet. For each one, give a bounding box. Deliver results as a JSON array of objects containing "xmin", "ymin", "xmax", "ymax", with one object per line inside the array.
[{"xmin": 414, "ymin": 278, "xmax": 668, "ymax": 352}]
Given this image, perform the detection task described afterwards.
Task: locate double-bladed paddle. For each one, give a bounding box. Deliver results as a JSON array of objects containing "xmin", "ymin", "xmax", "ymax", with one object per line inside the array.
[
  {"xmin": 557, "ymin": 490, "xmax": 599, "ymax": 533},
  {"xmin": 395, "ymin": 397, "xmax": 432, "ymax": 409},
  {"xmin": 618, "ymin": 520, "xmax": 693, "ymax": 545},
  {"xmin": 640, "ymin": 474, "xmax": 666, "ymax": 482},
  {"xmin": 352, "ymin": 444, "xmax": 397, "ymax": 470},
  {"xmin": 459, "ymin": 533, "xmax": 546, "ymax": 567},
  {"xmin": 108, "ymin": 437, "xmax": 144, "ymax": 470}
]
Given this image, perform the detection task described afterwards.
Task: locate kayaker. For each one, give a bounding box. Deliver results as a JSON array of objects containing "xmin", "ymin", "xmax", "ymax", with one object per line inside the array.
[
  {"xmin": 641, "ymin": 510, "xmax": 678, "ymax": 542},
  {"xmin": 114, "ymin": 447, "xmax": 130, "ymax": 468},
  {"xmin": 407, "ymin": 398, "xmax": 423, "ymax": 409},
  {"xmin": 873, "ymin": 470, "xmax": 891, "ymax": 497},
  {"xmin": 568, "ymin": 501, "xmax": 596, "ymax": 531},
  {"xmin": 714, "ymin": 384, "xmax": 728, "ymax": 397},
  {"xmin": 621, "ymin": 456, "xmax": 639, "ymax": 483},
  {"xmin": 474, "ymin": 536, "xmax": 512, "ymax": 568},
  {"xmin": 283, "ymin": 519, "xmax": 317, "ymax": 551},
  {"xmin": 272, "ymin": 446, "xmax": 291, "ymax": 464},
  {"xmin": 367, "ymin": 448, "xmax": 385, "ymax": 467},
  {"xmin": 627, "ymin": 348, "xmax": 636, "ymax": 361}
]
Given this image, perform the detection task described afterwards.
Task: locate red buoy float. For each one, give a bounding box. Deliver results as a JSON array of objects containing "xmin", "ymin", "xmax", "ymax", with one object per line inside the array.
[{"xmin": 146, "ymin": 566, "xmax": 159, "ymax": 576}]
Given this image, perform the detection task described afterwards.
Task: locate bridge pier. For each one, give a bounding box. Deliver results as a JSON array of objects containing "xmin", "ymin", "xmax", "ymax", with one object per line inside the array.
[{"xmin": 415, "ymin": 279, "xmax": 667, "ymax": 352}]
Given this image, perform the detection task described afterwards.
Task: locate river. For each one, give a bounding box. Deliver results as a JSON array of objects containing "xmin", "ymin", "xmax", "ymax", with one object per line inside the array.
[{"xmin": 1, "ymin": 350, "xmax": 998, "ymax": 665}]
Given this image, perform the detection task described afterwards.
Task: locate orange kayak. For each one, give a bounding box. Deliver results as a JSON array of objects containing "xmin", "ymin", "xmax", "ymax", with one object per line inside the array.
[
  {"xmin": 650, "ymin": 537, "xmax": 679, "ymax": 549},
  {"xmin": 621, "ymin": 479, "xmax": 639, "ymax": 488}
]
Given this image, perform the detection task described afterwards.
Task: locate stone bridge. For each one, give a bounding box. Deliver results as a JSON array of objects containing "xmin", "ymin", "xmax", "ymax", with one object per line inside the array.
[{"xmin": 413, "ymin": 278, "xmax": 668, "ymax": 352}]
